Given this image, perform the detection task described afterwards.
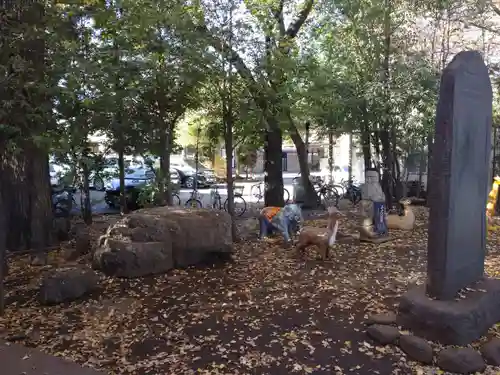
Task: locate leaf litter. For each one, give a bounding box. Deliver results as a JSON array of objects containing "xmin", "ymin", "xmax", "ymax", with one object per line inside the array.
[{"xmin": 0, "ymin": 207, "xmax": 500, "ymax": 374}]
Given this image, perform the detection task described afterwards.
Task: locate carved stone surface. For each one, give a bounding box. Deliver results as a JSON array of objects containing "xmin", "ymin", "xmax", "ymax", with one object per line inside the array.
[
  {"xmin": 426, "ymin": 51, "xmax": 493, "ymax": 300},
  {"xmin": 359, "ymin": 169, "xmax": 389, "ymax": 240},
  {"xmin": 397, "ymin": 278, "xmax": 500, "ymax": 345}
]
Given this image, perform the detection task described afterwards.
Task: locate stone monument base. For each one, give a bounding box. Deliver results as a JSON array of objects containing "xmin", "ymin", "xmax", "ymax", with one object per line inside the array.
[{"xmin": 397, "ymin": 277, "xmax": 500, "ymax": 345}]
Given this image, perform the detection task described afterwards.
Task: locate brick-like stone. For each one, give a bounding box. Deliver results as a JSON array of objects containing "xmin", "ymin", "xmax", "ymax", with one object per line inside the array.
[
  {"xmin": 481, "ymin": 338, "xmax": 500, "ymax": 366},
  {"xmin": 366, "ymin": 324, "xmax": 400, "ymax": 345},
  {"xmin": 437, "ymin": 347, "xmax": 485, "ymax": 374},
  {"xmin": 399, "ymin": 335, "xmax": 433, "ymax": 364},
  {"xmin": 366, "ymin": 312, "xmax": 397, "ymax": 326}
]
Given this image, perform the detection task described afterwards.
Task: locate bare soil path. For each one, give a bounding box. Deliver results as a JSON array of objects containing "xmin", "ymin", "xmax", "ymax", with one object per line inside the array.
[{"xmin": 1, "ymin": 207, "xmax": 500, "ymax": 374}]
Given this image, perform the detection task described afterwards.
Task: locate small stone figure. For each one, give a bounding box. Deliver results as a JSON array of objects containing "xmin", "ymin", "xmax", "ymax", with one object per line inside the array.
[
  {"xmin": 259, "ymin": 204, "xmax": 303, "ymax": 245},
  {"xmin": 386, "ymin": 198, "xmax": 415, "ymax": 230},
  {"xmin": 358, "ymin": 169, "xmax": 390, "ymax": 242},
  {"xmin": 295, "ymin": 206, "xmax": 343, "ymax": 260}
]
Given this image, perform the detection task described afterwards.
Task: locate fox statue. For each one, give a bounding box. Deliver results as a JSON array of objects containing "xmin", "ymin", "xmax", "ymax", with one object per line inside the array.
[{"xmin": 295, "ymin": 206, "xmax": 343, "ymax": 260}]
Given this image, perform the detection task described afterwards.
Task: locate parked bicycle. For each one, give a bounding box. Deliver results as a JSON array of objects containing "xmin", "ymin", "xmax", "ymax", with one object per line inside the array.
[
  {"xmin": 313, "ymin": 178, "xmax": 340, "ymax": 207},
  {"xmin": 171, "ymin": 192, "xmax": 181, "ymax": 206},
  {"xmin": 210, "ymin": 184, "xmax": 247, "ymax": 217},
  {"xmin": 250, "ymin": 182, "xmax": 290, "ymax": 204},
  {"xmin": 338, "ymin": 179, "xmax": 362, "ymax": 205},
  {"xmin": 185, "ymin": 189, "xmax": 203, "ymax": 208}
]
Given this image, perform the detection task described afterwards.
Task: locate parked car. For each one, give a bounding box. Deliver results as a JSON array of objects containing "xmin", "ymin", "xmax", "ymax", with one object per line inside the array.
[
  {"xmin": 104, "ymin": 166, "xmax": 155, "ymax": 207},
  {"xmin": 90, "ymin": 155, "xmax": 144, "ymax": 191},
  {"xmin": 172, "ymin": 167, "xmax": 213, "ymax": 189}
]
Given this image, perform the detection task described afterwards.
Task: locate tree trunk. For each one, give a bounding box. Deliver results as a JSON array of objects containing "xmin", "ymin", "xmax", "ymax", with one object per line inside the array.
[
  {"xmin": 417, "ymin": 138, "xmax": 426, "ymax": 198},
  {"xmin": 117, "ymin": 147, "xmax": 128, "ymax": 214},
  {"xmin": 361, "ymin": 104, "xmax": 371, "ymax": 170},
  {"xmin": 348, "ymin": 133, "xmax": 353, "ymax": 182},
  {"xmin": 373, "ymin": 130, "xmax": 381, "ymax": 166},
  {"xmin": 328, "ymin": 127, "xmax": 334, "ymax": 184},
  {"xmin": 0, "ymin": 183, "xmax": 5, "ymax": 316},
  {"xmin": 285, "ymin": 114, "xmax": 318, "ymax": 207},
  {"xmin": 160, "ymin": 121, "xmax": 173, "ymax": 206},
  {"xmin": 1, "ymin": 146, "xmax": 53, "ymax": 251},
  {"xmin": 264, "ymin": 125, "xmax": 285, "ymax": 207},
  {"xmin": 79, "ymin": 146, "xmax": 92, "ymax": 224},
  {"xmin": 380, "ymin": 130, "xmax": 394, "ymax": 210},
  {"xmin": 224, "ymin": 103, "xmax": 237, "ymax": 241},
  {"xmin": 81, "ymin": 157, "xmax": 92, "ymax": 224},
  {"xmin": 381, "ymin": 0, "xmax": 393, "ymax": 210}
]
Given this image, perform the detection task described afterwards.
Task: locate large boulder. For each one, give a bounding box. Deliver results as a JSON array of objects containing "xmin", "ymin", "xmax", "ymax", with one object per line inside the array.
[{"xmin": 93, "ymin": 207, "xmax": 233, "ymax": 278}]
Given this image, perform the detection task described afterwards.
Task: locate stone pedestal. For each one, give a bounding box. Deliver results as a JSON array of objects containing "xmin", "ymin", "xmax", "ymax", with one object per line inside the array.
[{"xmin": 397, "ymin": 277, "xmax": 500, "ymax": 345}]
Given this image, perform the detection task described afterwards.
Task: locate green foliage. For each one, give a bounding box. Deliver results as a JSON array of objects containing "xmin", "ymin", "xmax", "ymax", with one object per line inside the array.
[{"xmin": 2, "ymin": 0, "xmax": 498, "ymax": 193}]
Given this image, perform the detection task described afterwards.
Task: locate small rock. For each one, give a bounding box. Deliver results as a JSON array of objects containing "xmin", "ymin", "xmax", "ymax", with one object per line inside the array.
[
  {"xmin": 366, "ymin": 324, "xmax": 400, "ymax": 345},
  {"xmin": 481, "ymin": 338, "xmax": 500, "ymax": 366},
  {"xmin": 437, "ymin": 347, "xmax": 485, "ymax": 374},
  {"xmin": 399, "ymin": 335, "xmax": 433, "ymax": 364},
  {"xmin": 65, "ymin": 229, "xmax": 92, "ymax": 261},
  {"xmin": 366, "ymin": 312, "xmax": 397, "ymax": 326},
  {"xmin": 39, "ymin": 268, "xmax": 99, "ymax": 305},
  {"xmin": 31, "ymin": 254, "xmax": 47, "ymax": 266}
]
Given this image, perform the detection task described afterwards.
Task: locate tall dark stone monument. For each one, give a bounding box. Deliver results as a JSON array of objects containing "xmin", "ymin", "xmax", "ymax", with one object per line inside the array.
[
  {"xmin": 427, "ymin": 50, "xmax": 492, "ymax": 299},
  {"xmin": 398, "ymin": 51, "xmax": 500, "ymax": 345}
]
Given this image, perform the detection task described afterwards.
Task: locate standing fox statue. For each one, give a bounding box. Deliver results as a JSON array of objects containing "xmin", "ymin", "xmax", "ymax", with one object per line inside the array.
[{"xmin": 295, "ymin": 206, "xmax": 343, "ymax": 260}]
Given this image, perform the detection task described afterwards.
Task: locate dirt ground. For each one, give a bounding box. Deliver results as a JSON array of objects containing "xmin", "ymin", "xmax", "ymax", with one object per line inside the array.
[{"xmin": 1, "ymin": 208, "xmax": 500, "ymax": 375}]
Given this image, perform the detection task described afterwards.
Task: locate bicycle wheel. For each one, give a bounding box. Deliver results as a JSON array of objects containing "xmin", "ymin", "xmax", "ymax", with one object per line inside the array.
[
  {"xmin": 352, "ymin": 190, "xmax": 362, "ymax": 205},
  {"xmin": 331, "ymin": 184, "xmax": 345, "ymax": 197},
  {"xmin": 172, "ymin": 193, "xmax": 181, "ymax": 206},
  {"xmin": 283, "ymin": 188, "xmax": 290, "ymax": 204},
  {"xmin": 250, "ymin": 184, "xmax": 261, "ymax": 201},
  {"xmin": 185, "ymin": 198, "xmax": 202, "ymax": 208},
  {"xmin": 321, "ymin": 187, "xmax": 340, "ymax": 207},
  {"xmin": 224, "ymin": 196, "xmax": 247, "ymax": 217}
]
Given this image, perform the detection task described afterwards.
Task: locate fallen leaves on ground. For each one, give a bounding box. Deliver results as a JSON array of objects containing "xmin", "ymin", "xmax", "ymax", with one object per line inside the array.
[{"xmin": 1, "ymin": 207, "xmax": 500, "ymax": 374}]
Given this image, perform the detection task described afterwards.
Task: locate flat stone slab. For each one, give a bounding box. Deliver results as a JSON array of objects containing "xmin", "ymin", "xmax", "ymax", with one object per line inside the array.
[
  {"xmin": 397, "ymin": 277, "xmax": 500, "ymax": 345},
  {"xmin": 0, "ymin": 340, "xmax": 104, "ymax": 375}
]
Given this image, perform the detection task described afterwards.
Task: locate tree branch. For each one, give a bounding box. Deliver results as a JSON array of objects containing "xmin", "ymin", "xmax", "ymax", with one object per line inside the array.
[
  {"xmin": 463, "ymin": 19, "xmax": 500, "ymax": 35},
  {"xmin": 285, "ymin": 0, "xmax": 315, "ymax": 38},
  {"xmin": 273, "ymin": 0, "xmax": 285, "ymax": 36},
  {"xmin": 490, "ymin": 1, "xmax": 500, "ymax": 17},
  {"xmin": 196, "ymin": 26, "xmax": 257, "ymax": 88}
]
